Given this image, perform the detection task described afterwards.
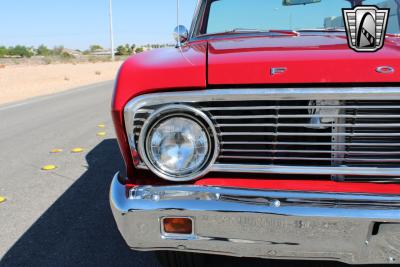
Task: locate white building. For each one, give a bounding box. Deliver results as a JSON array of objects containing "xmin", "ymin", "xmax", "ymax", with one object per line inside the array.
[
  {"xmin": 377, "ymin": 0, "xmax": 400, "ymax": 33},
  {"xmin": 324, "ymin": 0, "xmax": 399, "ymax": 33}
]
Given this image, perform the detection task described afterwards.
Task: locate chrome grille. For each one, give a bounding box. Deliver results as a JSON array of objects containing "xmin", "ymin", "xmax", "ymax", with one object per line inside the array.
[
  {"xmin": 124, "ymin": 88, "xmax": 400, "ymax": 182},
  {"xmin": 201, "ymin": 100, "xmax": 400, "ymax": 182},
  {"xmin": 202, "ymin": 100, "xmax": 333, "ymax": 167}
]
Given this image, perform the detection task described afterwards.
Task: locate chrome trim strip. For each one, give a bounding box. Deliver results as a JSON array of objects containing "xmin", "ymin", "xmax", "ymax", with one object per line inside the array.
[
  {"xmin": 213, "ymin": 114, "xmax": 400, "ymax": 119},
  {"xmin": 221, "ymin": 149, "xmax": 400, "ymax": 155},
  {"xmin": 202, "ymin": 105, "xmax": 400, "ymax": 111},
  {"xmin": 218, "ymin": 155, "xmax": 400, "ymax": 162},
  {"xmin": 110, "ymin": 173, "xmax": 400, "ymax": 265},
  {"xmin": 217, "ymin": 123, "xmax": 400, "ymax": 128},
  {"xmin": 221, "ymin": 141, "xmax": 400, "ymax": 146},
  {"xmin": 211, "ymin": 164, "xmax": 400, "ymax": 176},
  {"xmin": 124, "ymin": 88, "xmax": 400, "ymax": 179},
  {"xmin": 124, "ymin": 89, "xmax": 400, "ymax": 109},
  {"xmin": 219, "ymin": 132, "xmax": 400, "ymax": 137}
]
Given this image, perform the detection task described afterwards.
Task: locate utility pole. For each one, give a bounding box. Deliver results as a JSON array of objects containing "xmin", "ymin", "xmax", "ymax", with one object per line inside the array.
[
  {"xmin": 177, "ymin": 0, "xmax": 179, "ymax": 27},
  {"xmin": 109, "ymin": 0, "xmax": 115, "ymax": 61},
  {"xmin": 176, "ymin": 0, "xmax": 180, "ymax": 47}
]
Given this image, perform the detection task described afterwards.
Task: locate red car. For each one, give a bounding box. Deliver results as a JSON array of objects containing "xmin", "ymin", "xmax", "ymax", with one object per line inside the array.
[{"xmin": 110, "ymin": 0, "xmax": 400, "ymax": 266}]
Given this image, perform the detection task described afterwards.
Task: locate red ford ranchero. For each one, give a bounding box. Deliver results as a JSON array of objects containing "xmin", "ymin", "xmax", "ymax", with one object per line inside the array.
[{"xmin": 110, "ymin": 0, "xmax": 400, "ymax": 266}]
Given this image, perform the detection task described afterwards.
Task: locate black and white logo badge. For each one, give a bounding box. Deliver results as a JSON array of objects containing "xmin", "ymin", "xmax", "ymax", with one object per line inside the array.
[{"xmin": 342, "ymin": 6, "xmax": 390, "ymax": 52}]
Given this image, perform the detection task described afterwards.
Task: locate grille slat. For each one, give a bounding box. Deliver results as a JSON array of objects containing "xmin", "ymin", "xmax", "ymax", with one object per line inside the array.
[
  {"xmin": 219, "ymin": 155, "xmax": 400, "ymax": 162},
  {"xmin": 202, "ymin": 105, "xmax": 400, "ymax": 111},
  {"xmin": 221, "ymin": 149, "xmax": 400, "ymax": 155},
  {"xmin": 221, "ymin": 141, "xmax": 400, "ymax": 146},
  {"xmin": 212, "ymin": 114, "xmax": 400, "ymax": 119},
  {"xmin": 217, "ymin": 123, "xmax": 400, "ymax": 128},
  {"xmin": 219, "ymin": 132, "xmax": 400, "ymax": 137}
]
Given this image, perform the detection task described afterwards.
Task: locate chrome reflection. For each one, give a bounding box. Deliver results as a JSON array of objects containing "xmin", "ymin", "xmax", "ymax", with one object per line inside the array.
[{"xmin": 110, "ymin": 173, "xmax": 400, "ymax": 265}]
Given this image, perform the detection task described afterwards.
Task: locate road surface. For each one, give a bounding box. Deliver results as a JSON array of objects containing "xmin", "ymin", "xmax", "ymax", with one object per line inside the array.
[{"xmin": 0, "ymin": 82, "xmax": 385, "ymax": 267}]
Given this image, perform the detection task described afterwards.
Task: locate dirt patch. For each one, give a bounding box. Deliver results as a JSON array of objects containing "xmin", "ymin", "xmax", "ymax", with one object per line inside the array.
[{"xmin": 0, "ymin": 61, "xmax": 123, "ymax": 105}]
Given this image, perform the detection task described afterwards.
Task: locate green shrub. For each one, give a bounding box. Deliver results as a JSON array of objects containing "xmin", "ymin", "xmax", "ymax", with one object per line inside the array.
[
  {"xmin": 135, "ymin": 47, "xmax": 144, "ymax": 53},
  {"xmin": 0, "ymin": 46, "xmax": 8, "ymax": 57},
  {"xmin": 61, "ymin": 51, "xmax": 74, "ymax": 59},
  {"xmin": 90, "ymin": 44, "xmax": 103, "ymax": 52},
  {"xmin": 116, "ymin": 44, "xmax": 134, "ymax": 56},
  {"xmin": 8, "ymin": 45, "xmax": 34, "ymax": 58},
  {"xmin": 37, "ymin": 45, "xmax": 51, "ymax": 56}
]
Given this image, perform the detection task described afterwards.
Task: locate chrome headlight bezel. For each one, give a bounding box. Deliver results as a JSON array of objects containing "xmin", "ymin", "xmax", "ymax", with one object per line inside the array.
[{"xmin": 138, "ymin": 105, "xmax": 219, "ymax": 182}]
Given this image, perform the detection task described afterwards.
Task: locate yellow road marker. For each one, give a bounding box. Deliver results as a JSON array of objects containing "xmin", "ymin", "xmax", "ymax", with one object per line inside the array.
[
  {"xmin": 42, "ymin": 165, "xmax": 57, "ymax": 171},
  {"xmin": 97, "ymin": 123, "xmax": 106, "ymax": 128},
  {"xmin": 0, "ymin": 196, "xmax": 6, "ymax": 203},
  {"xmin": 50, "ymin": 149, "xmax": 63, "ymax": 154},
  {"xmin": 71, "ymin": 147, "xmax": 84, "ymax": 153},
  {"xmin": 97, "ymin": 131, "xmax": 106, "ymax": 137}
]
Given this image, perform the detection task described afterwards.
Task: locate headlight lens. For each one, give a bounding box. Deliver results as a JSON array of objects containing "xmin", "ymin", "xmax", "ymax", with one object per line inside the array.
[{"xmin": 146, "ymin": 116, "xmax": 210, "ymax": 177}]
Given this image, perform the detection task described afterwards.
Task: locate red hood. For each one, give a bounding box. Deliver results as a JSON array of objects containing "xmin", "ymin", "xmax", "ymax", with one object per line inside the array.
[{"xmin": 207, "ymin": 34, "xmax": 400, "ymax": 85}]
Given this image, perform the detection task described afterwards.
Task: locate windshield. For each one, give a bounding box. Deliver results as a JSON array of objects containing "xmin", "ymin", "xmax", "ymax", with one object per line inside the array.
[{"xmin": 201, "ymin": 0, "xmax": 400, "ymax": 35}]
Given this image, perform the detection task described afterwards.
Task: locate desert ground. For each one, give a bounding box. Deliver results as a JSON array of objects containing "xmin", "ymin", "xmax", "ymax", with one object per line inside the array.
[{"xmin": 0, "ymin": 61, "xmax": 123, "ymax": 105}]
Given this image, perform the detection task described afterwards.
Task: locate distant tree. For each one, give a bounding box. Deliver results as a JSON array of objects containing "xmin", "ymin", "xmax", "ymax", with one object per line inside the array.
[
  {"xmin": 135, "ymin": 47, "xmax": 144, "ymax": 53},
  {"xmin": 8, "ymin": 45, "xmax": 33, "ymax": 58},
  {"xmin": 115, "ymin": 44, "xmax": 133, "ymax": 56},
  {"xmin": 36, "ymin": 44, "xmax": 51, "ymax": 56},
  {"xmin": 90, "ymin": 44, "xmax": 103, "ymax": 52},
  {"xmin": 115, "ymin": 45, "xmax": 127, "ymax": 56},
  {"xmin": 0, "ymin": 46, "xmax": 8, "ymax": 57},
  {"xmin": 61, "ymin": 51, "xmax": 74, "ymax": 59}
]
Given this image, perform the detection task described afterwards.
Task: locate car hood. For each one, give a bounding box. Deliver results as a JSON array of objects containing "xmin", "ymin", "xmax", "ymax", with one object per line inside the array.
[{"xmin": 207, "ymin": 34, "xmax": 400, "ymax": 85}]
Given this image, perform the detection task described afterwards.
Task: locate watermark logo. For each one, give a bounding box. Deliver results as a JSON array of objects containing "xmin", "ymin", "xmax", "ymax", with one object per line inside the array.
[{"xmin": 342, "ymin": 6, "xmax": 390, "ymax": 52}]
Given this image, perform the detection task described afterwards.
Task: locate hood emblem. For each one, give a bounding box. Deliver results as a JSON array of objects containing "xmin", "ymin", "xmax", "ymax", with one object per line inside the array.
[
  {"xmin": 342, "ymin": 5, "xmax": 390, "ymax": 52},
  {"xmin": 376, "ymin": 66, "xmax": 395, "ymax": 74},
  {"xmin": 270, "ymin": 67, "xmax": 287, "ymax": 76}
]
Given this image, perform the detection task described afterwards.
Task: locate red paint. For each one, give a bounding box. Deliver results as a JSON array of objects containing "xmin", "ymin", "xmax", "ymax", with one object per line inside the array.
[
  {"xmin": 195, "ymin": 178, "xmax": 400, "ymax": 195},
  {"xmin": 112, "ymin": 44, "xmax": 207, "ymax": 111},
  {"xmin": 112, "ymin": 43, "xmax": 207, "ymax": 176},
  {"xmin": 112, "ymin": 33, "xmax": 400, "ymax": 192},
  {"xmin": 125, "ymin": 178, "xmax": 400, "ymax": 195},
  {"xmin": 208, "ymin": 35, "xmax": 400, "ymax": 85}
]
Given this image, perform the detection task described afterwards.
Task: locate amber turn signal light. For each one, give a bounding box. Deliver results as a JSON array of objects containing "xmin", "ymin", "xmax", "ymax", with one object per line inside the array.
[{"xmin": 162, "ymin": 217, "xmax": 193, "ymax": 235}]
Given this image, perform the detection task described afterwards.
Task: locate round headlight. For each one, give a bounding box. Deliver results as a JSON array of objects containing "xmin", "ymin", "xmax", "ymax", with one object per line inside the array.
[
  {"xmin": 147, "ymin": 116, "xmax": 209, "ymax": 176},
  {"xmin": 138, "ymin": 105, "xmax": 218, "ymax": 181}
]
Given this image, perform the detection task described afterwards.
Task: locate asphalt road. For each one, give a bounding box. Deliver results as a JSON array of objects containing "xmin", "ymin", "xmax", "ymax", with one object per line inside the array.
[{"xmin": 0, "ymin": 82, "xmax": 387, "ymax": 267}]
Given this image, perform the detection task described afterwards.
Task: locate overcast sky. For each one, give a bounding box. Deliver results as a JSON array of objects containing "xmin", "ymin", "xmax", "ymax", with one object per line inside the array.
[{"xmin": 0, "ymin": 0, "xmax": 197, "ymax": 50}]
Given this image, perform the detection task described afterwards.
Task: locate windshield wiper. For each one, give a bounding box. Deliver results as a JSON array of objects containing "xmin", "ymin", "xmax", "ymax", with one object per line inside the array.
[
  {"xmin": 297, "ymin": 28, "xmax": 345, "ymax": 32},
  {"xmin": 220, "ymin": 28, "xmax": 269, "ymax": 33},
  {"xmin": 200, "ymin": 28, "xmax": 299, "ymax": 37},
  {"xmin": 268, "ymin": 30, "xmax": 299, "ymax": 36}
]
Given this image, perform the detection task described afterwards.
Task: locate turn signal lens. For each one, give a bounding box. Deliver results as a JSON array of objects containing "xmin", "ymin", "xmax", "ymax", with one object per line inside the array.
[{"xmin": 163, "ymin": 217, "xmax": 193, "ymax": 235}]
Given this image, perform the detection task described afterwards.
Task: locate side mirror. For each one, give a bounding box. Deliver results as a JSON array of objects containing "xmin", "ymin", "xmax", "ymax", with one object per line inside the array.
[{"xmin": 173, "ymin": 25, "xmax": 189, "ymax": 46}]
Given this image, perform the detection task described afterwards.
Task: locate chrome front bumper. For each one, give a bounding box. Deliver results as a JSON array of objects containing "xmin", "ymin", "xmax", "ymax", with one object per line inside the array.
[{"xmin": 110, "ymin": 173, "xmax": 400, "ymax": 265}]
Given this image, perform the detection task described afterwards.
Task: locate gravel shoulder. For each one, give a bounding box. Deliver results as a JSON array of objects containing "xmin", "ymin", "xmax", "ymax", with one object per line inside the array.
[{"xmin": 0, "ymin": 61, "xmax": 122, "ymax": 105}]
